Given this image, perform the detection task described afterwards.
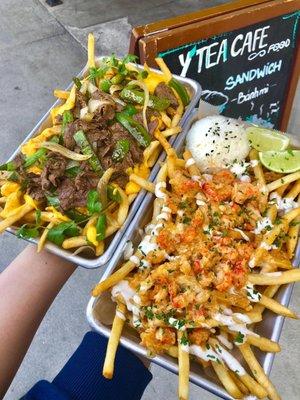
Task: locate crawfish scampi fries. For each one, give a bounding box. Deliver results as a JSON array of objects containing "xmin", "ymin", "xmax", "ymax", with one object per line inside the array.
[
  {"xmin": 94, "ymin": 135, "xmax": 300, "ymax": 399},
  {"xmin": 0, "ymin": 33, "xmax": 190, "ymax": 255}
]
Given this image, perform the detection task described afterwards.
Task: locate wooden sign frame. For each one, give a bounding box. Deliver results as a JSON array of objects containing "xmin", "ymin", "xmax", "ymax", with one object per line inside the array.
[{"xmin": 131, "ymin": 0, "xmax": 300, "ymax": 130}]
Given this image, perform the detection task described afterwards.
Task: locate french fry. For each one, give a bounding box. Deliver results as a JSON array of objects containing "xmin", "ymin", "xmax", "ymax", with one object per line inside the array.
[
  {"xmin": 250, "ymin": 149, "xmax": 266, "ymax": 187},
  {"xmin": 129, "ymin": 174, "xmax": 155, "ymax": 193},
  {"xmin": 228, "ymin": 371, "xmax": 249, "ymax": 395},
  {"xmin": 53, "ymin": 89, "xmax": 70, "ymax": 99},
  {"xmin": 266, "ymin": 203, "xmax": 278, "ymax": 223},
  {"xmin": 287, "ymin": 217, "xmax": 300, "ymax": 259},
  {"xmin": 0, "ymin": 203, "xmax": 33, "ymax": 234},
  {"xmin": 286, "ymin": 179, "xmax": 300, "ymax": 199},
  {"xmin": 177, "ymin": 331, "xmax": 190, "ymax": 400},
  {"xmin": 92, "ymin": 250, "xmax": 142, "ymax": 296},
  {"xmin": 246, "ymin": 334, "xmax": 280, "ymax": 352},
  {"xmin": 248, "ymin": 269, "xmax": 300, "ymax": 285},
  {"xmin": 115, "ymin": 186, "xmax": 129, "ymax": 226},
  {"xmin": 62, "ymin": 236, "xmax": 88, "ymax": 249},
  {"xmin": 183, "ymin": 150, "xmax": 201, "ymax": 178},
  {"xmin": 267, "ymin": 171, "xmax": 300, "ymax": 192},
  {"xmin": 211, "ymin": 362, "xmax": 243, "ymax": 399},
  {"xmin": 160, "ymin": 111, "xmax": 172, "ymax": 128},
  {"xmin": 239, "ymin": 343, "xmax": 281, "ymax": 400},
  {"xmin": 103, "ymin": 303, "xmax": 126, "ymax": 379},
  {"xmin": 155, "ymin": 57, "xmax": 172, "ymax": 82},
  {"xmin": 162, "ymin": 126, "xmax": 181, "ymax": 137},
  {"xmin": 259, "ymin": 294, "xmax": 297, "ymax": 318},
  {"xmin": 143, "ymin": 140, "xmax": 160, "ymax": 167},
  {"xmin": 171, "ymin": 97, "xmax": 184, "ymax": 128},
  {"xmin": 239, "ymin": 373, "xmax": 268, "ymax": 399},
  {"xmin": 37, "ymin": 221, "xmax": 54, "ymax": 252},
  {"xmin": 246, "ymin": 285, "xmax": 280, "ymax": 322},
  {"xmin": 87, "ymin": 32, "xmax": 95, "ymax": 68}
]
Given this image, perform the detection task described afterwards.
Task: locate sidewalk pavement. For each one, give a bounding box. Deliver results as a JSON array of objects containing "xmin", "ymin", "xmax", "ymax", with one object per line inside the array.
[{"xmin": 0, "ymin": 1, "xmax": 299, "ymax": 399}]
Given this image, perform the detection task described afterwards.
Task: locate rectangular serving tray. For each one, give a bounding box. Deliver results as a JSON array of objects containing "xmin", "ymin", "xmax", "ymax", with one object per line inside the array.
[
  {"xmin": 86, "ymin": 111, "xmax": 300, "ymax": 399},
  {"xmin": 5, "ymin": 58, "xmax": 201, "ymax": 268}
]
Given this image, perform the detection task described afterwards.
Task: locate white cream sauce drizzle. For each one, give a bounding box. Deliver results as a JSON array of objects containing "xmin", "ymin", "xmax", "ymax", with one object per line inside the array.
[
  {"xmin": 189, "ymin": 345, "xmax": 221, "ymax": 363},
  {"xmin": 214, "ymin": 313, "xmax": 258, "ymax": 337},
  {"xmin": 217, "ymin": 334, "xmax": 233, "ymax": 350},
  {"xmin": 253, "ymin": 217, "xmax": 273, "ymax": 235},
  {"xmin": 233, "ymin": 228, "xmax": 250, "ymax": 241},
  {"xmin": 123, "ymin": 240, "xmax": 134, "ymax": 260},
  {"xmin": 185, "ymin": 158, "xmax": 196, "ymax": 168},
  {"xmin": 116, "ymin": 310, "xmax": 126, "ymax": 320},
  {"xmin": 112, "ymin": 280, "xmax": 141, "ymax": 327},
  {"xmin": 245, "ymin": 283, "xmax": 262, "ymax": 302},
  {"xmin": 214, "ymin": 342, "xmax": 246, "ymax": 375},
  {"xmin": 155, "ymin": 182, "xmax": 167, "ymax": 199},
  {"xmin": 269, "ymin": 193, "xmax": 299, "ymax": 214}
]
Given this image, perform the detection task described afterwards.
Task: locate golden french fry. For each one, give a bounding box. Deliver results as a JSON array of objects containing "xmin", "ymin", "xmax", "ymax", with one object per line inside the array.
[
  {"xmin": 250, "ymin": 149, "xmax": 266, "ymax": 187},
  {"xmin": 286, "ymin": 179, "xmax": 300, "ymax": 200},
  {"xmin": 53, "ymin": 89, "xmax": 70, "ymax": 99},
  {"xmin": 239, "ymin": 373, "xmax": 268, "ymax": 399},
  {"xmin": 160, "ymin": 111, "xmax": 172, "ymax": 128},
  {"xmin": 211, "ymin": 362, "xmax": 243, "ymax": 399},
  {"xmin": 239, "ymin": 344, "xmax": 281, "ymax": 400},
  {"xmin": 248, "ymin": 269, "xmax": 300, "ymax": 285},
  {"xmin": 162, "ymin": 126, "xmax": 181, "ymax": 137},
  {"xmin": 87, "ymin": 32, "xmax": 95, "ymax": 68},
  {"xmin": 177, "ymin": 331, "xmax": 190, "ymax": 400},
  {"xmin": 0, "ymin": 203, "xmax": 33, "ymax": 234},
  {"xmin": 267, "ymin": 171, "xmax": 300, "ymax": 192},
  {"xmin": 62, "ymin": 236, "xmax": 88, "ymax": 249},
  {"xmin": 246, "ymin": 285, "xmax": 279, "ymax": 322},
  {"xmin": 129, "ymin": 174, "xmax": 155, "ymax": 193},
  {"xmin": 183, "ymin": 150, "xmax": 201, "ymax": 178},
  {"xmin": 103, "ymin": 303, "xmax": 126, "ymax": 379},
  {"xmin": 143, "ymin": 140, "xmax": 160, "ymax": 167},
  {"xmin": 246, "ymin": 334, "xmax": 280, "ymax": 352},
  {"xmin": 154, "ymin": 57, "xmax": 172, "ymax": 81},
  {"xmin": 154, "ymin": 129, "xmax": 176, "ymax": 157},
  {"xmin": 228, "ymin": 371, "xmax": 249, "ymax": 395},
  {"xmin": 115, "ymin": 186, "xmax": 129, "ymax": 226},
  {"xmin": 275, "ymin": 182, "xmax": 289, "ymax": 197},
  {"xmin": 171, "ymin": 98, "xmax": 184, "ymax": 128},
  {"xmin": 96, "ymin": 241, "xmax": 104, "ymax": 256},
  {"xmin": 259, "ymin": 294, "xmax": 297, "ymax": 318},
  {"xmin": 266, "ymin": 203, "xmax": 278, "ymax": 223},
  {"xmin": 92, "ymin": 251, "xmax": 142, "ymax": 296},
  {"xmin": 37, "ymin": 222, "xmax": 54, "ymax": 252}
]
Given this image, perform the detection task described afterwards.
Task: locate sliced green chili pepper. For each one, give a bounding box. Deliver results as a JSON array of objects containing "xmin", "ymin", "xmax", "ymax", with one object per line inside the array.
[
  {"xmin": 8, "ymin": 171, "xmax": 19, "ymax": 182},
  {"xmin": 99, "ymin": 79, "xmax": 112, "ymax": 93},
  {"xmin": 111, "ymin": 73, "xmax": 124, "ymax": 85},
  {"xmin": 73, "ymin": 130, "xmax": 103, "ymax": 174},
  {"xmin": 107, "ymin": 185, "xmax": 121, "ymax": 203},
  {"xmin": 24, "ymin": 148, "xmax": 47, "ymax": 168},
  {"xmin": 87, "ymin": 189, "xmax": 102, "ymax": 214},
  {"xmin": 65, "ymin": 165, "xmax": 81, "ymax": 178},
  {"xmin": 96, "ymin": 214, "xmax": 106, "ymax": 240},
  {"xmin": 73, "ymin": 77, "xmax": 82, "ymax": 89},
  {"xmin": 123, "ymin": 104, "xmax": 137, "ymax": 116},
  {"xmin": 138, "ymin": 70, "xmax": 148, "ymax": 80},
  {"xmin": 168, "ymin": 78, "xmax": 190, "ymax": 106},
  {"xmin": 112, "ymin": 139, "xmax": 130, "ymax": 162},
  {"xmin": 120, "ymin": 88, "xmax": 170, "ymax": 111},
  {"xmin": 0, "ymin": 161, "xmax": 15, "ymax": 171},
  {"xmin": 116, "ymin": 112, "xmax": 151, "ymax": 148},
  {"xmin": 62, "ymin": 110, "xmax": 73, "ymax": 133}
]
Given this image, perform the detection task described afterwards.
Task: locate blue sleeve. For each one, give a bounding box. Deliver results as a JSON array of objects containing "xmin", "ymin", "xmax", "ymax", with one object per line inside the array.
[{"xmin": 21, "ymin": 331, "xmax": 152, "ymax": 400}]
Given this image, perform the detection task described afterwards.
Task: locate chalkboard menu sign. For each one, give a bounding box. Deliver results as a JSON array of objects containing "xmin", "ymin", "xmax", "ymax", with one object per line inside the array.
[{"xmin": 131, "ymin": 0, "xmax": 300, "ymax": 130}]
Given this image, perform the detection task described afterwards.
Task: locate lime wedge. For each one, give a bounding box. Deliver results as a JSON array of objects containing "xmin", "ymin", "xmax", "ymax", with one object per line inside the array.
[
  {"xmin": 259, "ymin": 150, "xmax": 300, "ymax": 173},
  {"xmin": 246, "ymin": 126, "xmax": 289, "ymax": 151}
]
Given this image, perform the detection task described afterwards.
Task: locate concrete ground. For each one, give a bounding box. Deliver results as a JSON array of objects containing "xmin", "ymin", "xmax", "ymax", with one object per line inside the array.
[{"xmin": 0, "ymin": 0, "xmax": 299, "ymax": 399}]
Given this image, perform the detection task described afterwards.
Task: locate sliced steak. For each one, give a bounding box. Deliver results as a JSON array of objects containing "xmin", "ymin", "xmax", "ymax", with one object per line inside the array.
[
  {"xmin": 26, "ymin": 173, "xmax": 45, "ymax": 202},
  {"xmin": 154, "ymin": 82, "xmax": 178, "ymax": 108},
  {"xmin": 41, "ymin": 152, "xmax": 67, "ymax": 190},
  {"xmin": 91, "ymin": 89, "xmax": 116, "ymax": 122},
  {"xmin": 57, "ymin": 171, "xmax": 98, "ymax": 211}
]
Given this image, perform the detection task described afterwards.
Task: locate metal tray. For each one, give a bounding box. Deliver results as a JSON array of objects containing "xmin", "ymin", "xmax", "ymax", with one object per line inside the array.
[
  {"xmin": 5, "ymin": 58, "xmax": 201, "ymax": 268},
  {"xmin": 86, "ymin": 111, "xmax": 300, "ymax": 399}
]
